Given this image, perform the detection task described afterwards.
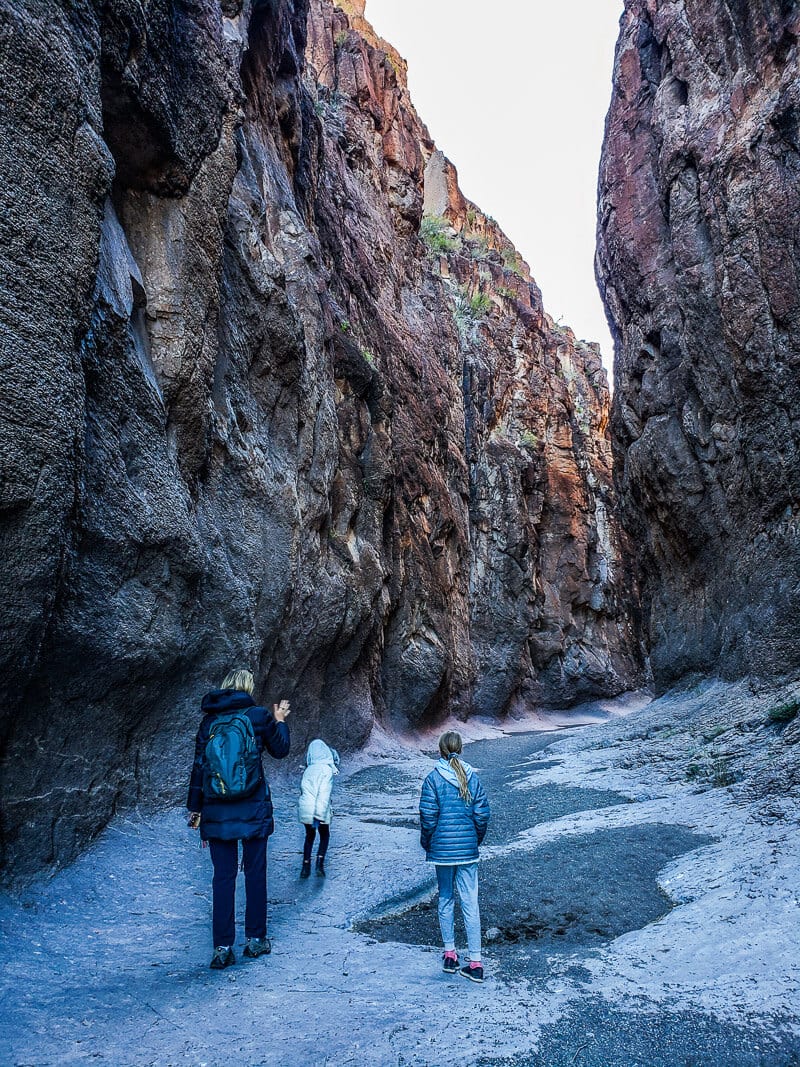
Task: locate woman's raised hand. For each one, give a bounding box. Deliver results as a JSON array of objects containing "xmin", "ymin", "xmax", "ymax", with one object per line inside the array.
[{"xmin": 273, "ymin": 699, "xmax": 291, "ymax": 722}]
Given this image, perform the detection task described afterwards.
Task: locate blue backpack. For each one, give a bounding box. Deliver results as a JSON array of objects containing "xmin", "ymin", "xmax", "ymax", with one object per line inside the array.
[{"xmin": 202, "ymin": 712, "xmax": 262, "ymax": 800}]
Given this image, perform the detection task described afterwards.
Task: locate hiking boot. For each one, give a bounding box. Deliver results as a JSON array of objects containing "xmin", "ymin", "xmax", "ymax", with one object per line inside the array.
[
  {"xmin": 442, "ymin": 951, "xmax": 459, "ymax": 974},
  {"xmin": 459, "ymin": 961, "xmax": 484, "ymax": 983},
  {"xmin": 243, "ymin": 937, "xmax": 271, "ymax": 959},
  {"xmin": 209, "ymin": 946, "xmax": 235, "ymax": 970},
  {"xmin": 300, "ymin": 860, "xmax": 311, "ymax": 878},
  {"xmin": 316, "ymin": 855, "xmax": 326, "ymax": 877}
]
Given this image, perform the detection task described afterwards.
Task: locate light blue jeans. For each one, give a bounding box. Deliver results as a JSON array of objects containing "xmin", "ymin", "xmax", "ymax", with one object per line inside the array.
[{"xmin": 435, "ymin": 862, "xmax": 481, "ymax": 962}]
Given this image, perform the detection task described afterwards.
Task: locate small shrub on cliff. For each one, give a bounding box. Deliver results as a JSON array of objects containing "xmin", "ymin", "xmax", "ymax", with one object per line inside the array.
[
  {"xmin": 702, "ymin": 724, "xmax": 728, "ymax": 742},
  {"xmin": 768, "ymin": 699, "xmax": 800, "ymax": 724},
  {"xmin": 449, "ymin": 282, "xmax": 490, "ymax": 341},
  {"xmin": 685, "ymin": 760, "xmax": 702, "ymax": 781},
  {"xmin": 452, "ymin": 301, "xmax": 472, "ymax": 340},
  {"xmin": 468, "ymin": 234, "xmax": 491, "ymax": 261},
  {"xmin": 710, "ymin": 757, "xmax": 736, "ymax": 787},
  {"xmin": 686, "ymin": 752, "xmax": 737, "ymax": 788},
  {"xmin": 335, "ymin": 30, "xmax": 349, "ymax": 49},
  {"xmin": 420, "ymin": 215, "xmax": 459, "ymax": 255},
  {"xmin": 360, "ymin": 347, "xmax": 376, "ymax": 367},
  {"xmin": 315, "ymin": 88, "xmax": 343, "ymax": 120},
  {"xmin": 519, "ymin": 431, "xmax": 539, "ymax": 449},
  {"xmin": 469, "ymin": 291, "xmax": 491, "ymax": 315},
  {"xmin": 502, "ymin": 247, "xmax": 524, "ymax": 276}
]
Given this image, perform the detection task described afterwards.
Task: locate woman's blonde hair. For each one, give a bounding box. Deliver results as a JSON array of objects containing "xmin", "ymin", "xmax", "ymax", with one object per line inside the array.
[
  {"xmin": 220, "ymin": 668, "xmax": 255, "ymax": 695},
  {"xmin": 438, "ymin": 730, "xmax": 472, "ymax": 804}
]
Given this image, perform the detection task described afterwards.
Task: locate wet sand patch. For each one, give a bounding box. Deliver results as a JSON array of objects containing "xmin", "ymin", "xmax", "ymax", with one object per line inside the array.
[
  {"xmin": 356, "ymin": 821, "xmax": 714, "ymax": 981},
  {"xmin": 480, "ymin": 1000, "xmax": 800, "ymax": 1067}
]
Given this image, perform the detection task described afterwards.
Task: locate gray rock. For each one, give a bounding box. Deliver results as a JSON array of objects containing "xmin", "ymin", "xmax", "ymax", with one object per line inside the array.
[
  {"xmin": 0, "ymin": 0, "xmax": 643, "ymax": 882},
  {"xmin": 598, "ymin": 0, "xmax": 800, "ymax": 689}
]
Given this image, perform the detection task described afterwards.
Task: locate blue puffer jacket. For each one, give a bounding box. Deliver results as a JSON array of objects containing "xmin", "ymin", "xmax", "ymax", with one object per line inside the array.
[
  {"xmin": 187, "ymin": 689, "xmax": 290, "ymax": 841},
  {"xmin": 419, "ymin": 758, "xmax": 490, "ymax": 864}
]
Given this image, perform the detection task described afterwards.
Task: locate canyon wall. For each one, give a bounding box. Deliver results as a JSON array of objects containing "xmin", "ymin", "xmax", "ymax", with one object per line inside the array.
[
  {"xmin": 0, "ymin": 0, "xmax": 642, "ymax": 881},
  {"xmin": 598, "ymin": 0, "xmax": 800, "ymax": 689}
]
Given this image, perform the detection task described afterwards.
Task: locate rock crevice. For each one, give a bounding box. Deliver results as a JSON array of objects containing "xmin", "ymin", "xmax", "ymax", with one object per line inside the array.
[{"xmin": 0, "ymin": 0, "xmax": 642, "ymax": 881}]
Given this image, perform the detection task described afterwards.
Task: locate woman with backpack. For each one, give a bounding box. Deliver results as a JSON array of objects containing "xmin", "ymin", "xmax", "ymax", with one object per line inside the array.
[
  {"xmin": 187, "ymin": 668, "xmax": 291, "ymax": 970},
  {"xmin": 419, "ymin": 731, "xmax": 490, "ymax": 983}
]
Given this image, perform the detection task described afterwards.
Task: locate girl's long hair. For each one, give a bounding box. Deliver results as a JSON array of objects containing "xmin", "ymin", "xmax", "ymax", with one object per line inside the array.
[{"xmin": 438, "ymin": 731, "xmax": 472, "ymax": 804}]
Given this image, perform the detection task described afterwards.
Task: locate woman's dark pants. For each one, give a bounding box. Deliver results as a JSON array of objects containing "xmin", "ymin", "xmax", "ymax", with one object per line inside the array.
[
  {"xmin": 302, "ymin": 822, "xmax": 330, "ymax": 863},
  {"xmin": 208, "ymin": 837, "xmax": 267, "ymax": 947}
]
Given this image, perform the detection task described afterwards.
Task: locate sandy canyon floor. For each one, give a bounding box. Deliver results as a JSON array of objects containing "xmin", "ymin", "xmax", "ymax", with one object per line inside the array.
[{"xmin": 2, "ymin": 680, "xmax": 799, "ymax": 1066}]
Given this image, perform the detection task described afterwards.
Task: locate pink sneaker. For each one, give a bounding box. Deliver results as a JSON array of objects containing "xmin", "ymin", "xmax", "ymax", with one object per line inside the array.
[{"xmin": 442, "ymin": 950, "xmax": 459, "ymax": 974}]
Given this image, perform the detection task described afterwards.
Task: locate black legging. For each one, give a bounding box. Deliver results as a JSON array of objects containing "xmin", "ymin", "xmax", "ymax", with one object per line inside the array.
[{"xmin": 303, "ymin": 822, "xmax": 330, "ymax": 862}]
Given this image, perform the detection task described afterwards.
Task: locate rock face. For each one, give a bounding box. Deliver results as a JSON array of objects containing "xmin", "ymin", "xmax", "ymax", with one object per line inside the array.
[
  {"xmin": 598, "ymin": 0, "xmax": 800, "ymax": 689},
  {"xmin": 0, "ymin": 0, "xmax": 642, "ymax": 881}
]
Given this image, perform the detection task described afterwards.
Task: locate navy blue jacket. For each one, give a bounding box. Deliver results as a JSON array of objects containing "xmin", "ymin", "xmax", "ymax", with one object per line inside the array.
[
  {"xmin": 419, "ymin": 758, "xmax": 490, "ymax": 864},
  {"xmin": 187, "ymin": 689, "xmax": 290, "ymax": 841}
]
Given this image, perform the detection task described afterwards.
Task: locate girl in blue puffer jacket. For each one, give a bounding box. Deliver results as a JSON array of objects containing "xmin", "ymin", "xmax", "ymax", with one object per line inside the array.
[{"xmin": 419, "ymin": 731, "xmax": 490, "ymax": 982}]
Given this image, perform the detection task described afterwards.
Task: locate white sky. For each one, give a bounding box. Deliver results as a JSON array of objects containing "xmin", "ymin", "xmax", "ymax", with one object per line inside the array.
[{"xmin": 364, "ymin": 0, "xmax": 625, "ymax": 371}]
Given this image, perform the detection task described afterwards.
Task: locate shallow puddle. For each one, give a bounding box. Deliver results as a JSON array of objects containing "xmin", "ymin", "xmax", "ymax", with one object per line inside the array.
[
  {"xmin": 480, "ymin": 781, "xmax": 630, "ymax": 845},
  {"xmin": 356, "ymin": 820, "xmax": 714, "ymax": 980},
  {"xmin": 353, "ymin": 732, "xmax": 715, "ymax": 981}
]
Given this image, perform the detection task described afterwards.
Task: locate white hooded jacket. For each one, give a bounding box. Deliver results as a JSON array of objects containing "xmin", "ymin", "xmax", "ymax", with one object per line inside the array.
[{"xmin": 297, "ymin": 739, "xmax": 340, "ymax": 824}]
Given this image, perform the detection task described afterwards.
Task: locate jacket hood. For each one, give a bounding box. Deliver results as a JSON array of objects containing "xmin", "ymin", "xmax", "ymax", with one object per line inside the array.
[
  {"xmin": 435, "ymin": 756, "xmax": 475, "ymax": 790},
  {"xmin": 201, "ymin": 688, "xmax": 256, "ymax": 715},
  {"xmin": 306, "ymin": 739, "xmax": 340, "ymax": 771}
]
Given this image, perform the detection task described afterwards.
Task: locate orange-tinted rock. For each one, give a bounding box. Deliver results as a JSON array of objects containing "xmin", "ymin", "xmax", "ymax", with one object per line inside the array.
[{"xmin": 0, "ymin": 0, "xmax": 643, "ymax": 882}]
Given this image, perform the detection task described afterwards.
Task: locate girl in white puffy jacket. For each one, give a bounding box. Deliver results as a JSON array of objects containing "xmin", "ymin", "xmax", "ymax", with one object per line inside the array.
[{"xmin": 298, "ymin": 739, "xmax": 339, "ymax": 877}]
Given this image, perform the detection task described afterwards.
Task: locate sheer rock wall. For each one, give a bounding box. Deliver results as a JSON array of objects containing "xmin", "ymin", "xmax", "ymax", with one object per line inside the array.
[
  {"xmin": 0, "ymin": 0, "xmax": 642, "ymax": 881},
  {"xmin": 597, "ymin": 0, "xmax": 800, "ymax": 688}
]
